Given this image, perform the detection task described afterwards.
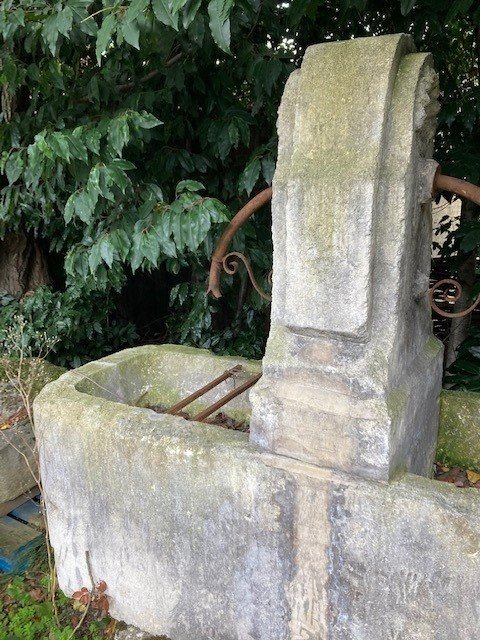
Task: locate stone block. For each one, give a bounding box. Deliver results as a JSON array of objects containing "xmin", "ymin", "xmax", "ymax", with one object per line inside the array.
[
  {"xmin": 436, "ymin": 389, "xmax": 480, "ymax": 469},
  {"xmin": 0, "ymin": 359, "xmax": 65, "ymax": 503},
  {"xmin": 250, "ymin": 34, "xmax": 443, "ymax": 481}
]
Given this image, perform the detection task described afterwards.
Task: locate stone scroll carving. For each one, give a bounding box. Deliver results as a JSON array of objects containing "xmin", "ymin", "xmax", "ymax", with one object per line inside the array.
[{"xmin": 250, "ymin": 34, "xmax": 443, "ymax": 481}]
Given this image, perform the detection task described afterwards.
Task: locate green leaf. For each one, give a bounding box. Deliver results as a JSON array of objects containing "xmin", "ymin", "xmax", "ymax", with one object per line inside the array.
[
  {"xmin": 96, "ymin": 13, "xmax": 117, "ymax": 65},
  {"xmin": 75, "ymin": 190, "xmax": 96, "ymax": 223},
  {"xmin": 446, "ymin": 0, "xmax": 475, "ymax": 21},
  {"xmin": 239, "ymin": 156, "xmax": 261, "ymax": 195},
  {"xmin": 99, "ymin": 236, "xmax": 115, "ymax": 267},
  {"xmin": 106, "ymin": 163, "xmax": 130, "ymax": 193},
  {"xmin": 5, "ymin": 153, "xmax": 23, "ymax": 185},
  {"xmin": 152, "ymin": 0, "xmax": 179, "ymax": 30},
  {"xmin": 121, "ymin": 19, "xmax": 140, "ymax": 49},
  {"xmin": 176, "ymin": 180, "xmax": 205, "ymax": 194},
  {"xmin": 288, "ymin": 0, "xmax": 311, "ymax": 25},
  {"xmin": 88, "ymin": 242, "xmax": 102, "ymax": 274},
  {"xmin": 131, "ymin": 111, "xmax": 163, "ymax": 129},
  {"xmin": 262, "ymin": 157, "xmax": 276, "ymax": 185},
  {"xmin": 207, "ymin": 0, "xmax": 234, "ymax": 53},
  {"xmin": 108, "ymin": 117, "xmax": 130, "ymax": 156},
  {"xmin": 49, "ymin": 133, "xmax": 71, "ymax": 161},
  {"xmin": 400, "ymin": 0, "xmax": 415, "ymax": 15},
  {"xmin": 85, "ymin": 129, "xmax": 101, "ymax": 155},
  {"xmin": 68, "ymin": 135, "xmax": 89, "ymax": 164},
  {"xmin": 41, "ymin": 7, "xmax": 74, "ymax": 55},
  {"xmin": 124, "ymin": 0, "xmax": 149, "ymax": 22},
  {"xmin": 182, "ymin": 0, "xmax": 202, "ymax": 28},
  {"xmin": 110, "ymin": 229, "xmax": 131, "ymax": 260},
  {"xmin": 64, "ymin": 192, "xmax": 77, "ymax": 223},
  {"xmin": 110, "ymin": 159, "xmax": 135, "ymax": 170}
]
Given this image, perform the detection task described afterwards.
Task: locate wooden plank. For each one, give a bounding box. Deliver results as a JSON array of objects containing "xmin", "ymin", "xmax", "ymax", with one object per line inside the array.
[
  {"xmin": 0, "ymin": 487, "xmax": 40, "ymax": 518},
  {"xmin": 0, "ymin": 515, "xmax": 43, "ymax": 573},
  {"xmin": 9, "ymin": 499, "xmax": 44, "ymax": 531}
]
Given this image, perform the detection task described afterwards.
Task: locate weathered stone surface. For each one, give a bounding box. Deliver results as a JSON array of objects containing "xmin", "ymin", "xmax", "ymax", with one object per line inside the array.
[
  {"xmin": 436, "ymin": 389, "xmax": 480, "ymax": 469},
  {"xmin": 34, "ymin": 345, "xmax": 480, "ymax": 639},
  {"xmin": 0, "ymin": 359, "xmax": 65, "ymax": 503},
  {"xmin": 250, "ymin": 34, "xmax": 443, "ymax": 481},
  {"xmin": 114, "ymin": 623, "xmax": 166, "ymax": 640}
]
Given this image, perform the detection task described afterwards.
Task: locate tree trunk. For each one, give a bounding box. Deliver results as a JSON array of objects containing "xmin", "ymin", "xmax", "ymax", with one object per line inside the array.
[
  {"xmin": 0, "ymin": 232, "xmax": 50, "ymax": 298},
  {"xmin": 445, "ymin": 199, "xmax": 478, "ymax": 368}
]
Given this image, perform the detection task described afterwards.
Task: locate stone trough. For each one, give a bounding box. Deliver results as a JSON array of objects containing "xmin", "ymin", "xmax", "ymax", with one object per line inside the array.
[{"xmin": 35, "ymin": 34, "xmax": 480, "ymax": 639}]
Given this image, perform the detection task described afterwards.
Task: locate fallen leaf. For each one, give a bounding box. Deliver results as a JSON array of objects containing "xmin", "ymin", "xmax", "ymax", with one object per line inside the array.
[
  {"xmin": 29, "ymin": 588, "xmax": 44, "ymax": 602},
  {"xmin": 466, "ymin": 470, "xmax": 480, "ymax": 484},
  {"xmin": 96, "ymin": 580, "xmax": 107, "ymax": 593}
]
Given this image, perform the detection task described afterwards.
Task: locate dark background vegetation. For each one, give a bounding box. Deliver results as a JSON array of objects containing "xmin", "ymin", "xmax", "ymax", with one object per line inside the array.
[{"xmin": 0, "ymin": 0, "xmax": 479, "ymax": 388}]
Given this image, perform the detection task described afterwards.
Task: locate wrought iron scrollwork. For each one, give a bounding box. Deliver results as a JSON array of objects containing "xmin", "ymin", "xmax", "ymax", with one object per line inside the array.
[
  {"xmin": 222, "ymin": 252, "xmax": 272, "ymax": 301},
  {"xmin": 428, "ymin": 278, "xmax": 480, "ymax": 319},
  {"xmin": 207, "ymin": 168, "xmax": 480, "ymax": 318}
]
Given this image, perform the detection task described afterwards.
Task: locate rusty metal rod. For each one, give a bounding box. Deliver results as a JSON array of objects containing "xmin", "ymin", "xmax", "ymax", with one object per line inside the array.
[
  {"xmin": 166, "ymin": 365, "xmax": 243, "ymax": 415},
  {"xmin": 191, "ymin": 373, "xmax": 262, "ymax": 423},
  {"xmin": 207, "ymin": 187, "xmax": 272, "ymax": 298},
  {"xmin": 433, "ymin": 171, "xmax": 480, "ymax": 207}
]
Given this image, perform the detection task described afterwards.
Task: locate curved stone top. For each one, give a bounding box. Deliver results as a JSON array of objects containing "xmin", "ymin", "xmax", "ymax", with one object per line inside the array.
[{"xmin": 251, "ymin": 34, "xmax": 442, "ymax": 481}]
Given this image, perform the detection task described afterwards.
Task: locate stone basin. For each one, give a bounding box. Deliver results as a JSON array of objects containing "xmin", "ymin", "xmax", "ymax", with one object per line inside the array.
[{"xmin": 34, "ymin": 344, "xmax": 480, "ymax": 639}]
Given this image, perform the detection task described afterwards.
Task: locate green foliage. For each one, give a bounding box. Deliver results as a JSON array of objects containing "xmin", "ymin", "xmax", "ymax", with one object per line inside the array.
[
  {"xmin": 0, "ymin": 0, "xmax": 480, "ymax": 373},
  {"xmin": 0, "ymin": 288, "xmax": 137, "ymax": 368},
  {"xmin": 0, "ymin": 573, "xmax": 108, "ymax": 640}
]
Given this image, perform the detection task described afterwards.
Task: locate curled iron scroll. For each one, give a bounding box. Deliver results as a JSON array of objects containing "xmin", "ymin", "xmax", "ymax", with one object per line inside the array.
[
  {"xmin": 223, "ymin": 252, "xmax": 272, "ymax": 301},
  {"xmin": 207, "ymin": 168, "xmax": 480, "ymax": 316},
  {"xmin": 428, "ymin": 278, "xmax": 480, "ymax": 319}
]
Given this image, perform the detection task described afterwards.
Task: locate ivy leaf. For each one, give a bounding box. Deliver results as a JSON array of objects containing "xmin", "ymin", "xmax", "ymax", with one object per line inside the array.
[
  {"xmin": 152, "ymin": 0, "xmax": 179, "ymax": 30},
  {"xmin": 96, "ymin": 13, "xmax": 117, "ymax": 65},
  {"xmin": 207, "ymin": 0, "xmax": 234, "ymax": 53},
  {"xmin": 239, "ymin": 156, "xmax": 261, "ymax": 195},
  {"xmin": 121, "ymin": 20, "xmax": 140, "ymax": 49}
]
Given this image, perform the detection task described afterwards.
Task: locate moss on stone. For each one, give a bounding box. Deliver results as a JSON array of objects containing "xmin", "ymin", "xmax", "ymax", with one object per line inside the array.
[
  {"xmin": 436, "ymin": 390, "xmax": 480, "ymax": 469},
  {"xmin": 386, "ymin": 389, "xmax": 408, "ymax": 423}
]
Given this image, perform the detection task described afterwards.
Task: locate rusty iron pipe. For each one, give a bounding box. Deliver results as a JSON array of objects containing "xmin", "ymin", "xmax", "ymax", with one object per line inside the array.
[
  {"xmin": 207, "ymin": 187, "xmax": 272, "ymax": 298},
  {"xmin": 165, "ymin": 365, "xmax": 242, "ymax": 415},
  {"xmin": 433, "ymin": 170, "xmax": 480, "ymax": 207},
  {"xmin": 191, "ymin": 373, "xmax": 262, "ymax": 423}
]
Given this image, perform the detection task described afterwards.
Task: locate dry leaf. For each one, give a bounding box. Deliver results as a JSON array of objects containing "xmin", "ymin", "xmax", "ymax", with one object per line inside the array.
[
  {"xmin": 96, "ymin": 580, "xmax": 107, "ymax": 593},
  {"xmin": 466, "ymin": 470, "xmax": 480, "ymax": 484},
  {"xmin": 29, "ymin": 588, "xmax": 44, "ymax": 602}
]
